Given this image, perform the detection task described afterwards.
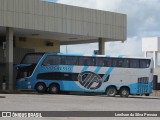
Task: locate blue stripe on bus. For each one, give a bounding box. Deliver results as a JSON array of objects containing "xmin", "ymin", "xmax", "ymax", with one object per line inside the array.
[
  {"xmin": 102, "ymin": 67, "xmax": 113, "ymax": 82},
  {"xmin": 118, "ymin": 56, "xmax": 123, "ymax": 58},
  {"xmin": 92, "ymin": 54, "xmax": 97, "ymax": 57},
  {"xmin": 106, "ymin": 55, "xmax": 110, "ymax": 57},
  {"xmin": 102, "ymin": 55, "xmax": 123, "ymax": 82},
  {"xmin": 94, "ymin": 67, "xmax": 101, "ymax": 74},
  {"xmin": 81, "ymin": 66, "xmax": 89, "ymax": 72}
]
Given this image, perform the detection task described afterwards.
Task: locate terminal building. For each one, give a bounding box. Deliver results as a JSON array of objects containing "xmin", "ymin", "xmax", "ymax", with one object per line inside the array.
[
  {"xmin": 142, "ymin": 37, "xmax": 160, "ymax": 90},
  {"xmin": 0, "ymin": 0, "xmax": 127, "ymax": 90}
]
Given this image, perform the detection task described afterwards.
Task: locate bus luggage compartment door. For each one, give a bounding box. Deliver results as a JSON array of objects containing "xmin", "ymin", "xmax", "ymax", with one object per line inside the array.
[{"xmin": 137, "ymin": 77, "xmax": 149, "ymax": 94}]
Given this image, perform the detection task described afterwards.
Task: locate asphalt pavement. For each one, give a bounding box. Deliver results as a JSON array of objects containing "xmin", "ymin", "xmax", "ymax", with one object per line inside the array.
[{"xmin": 0, "ymin": 93, "xmax": 160, "ymax": 120}]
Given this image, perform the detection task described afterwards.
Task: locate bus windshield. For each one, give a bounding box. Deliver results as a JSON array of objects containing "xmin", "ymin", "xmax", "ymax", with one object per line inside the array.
[
  {"xmin": 21, "ymin": 53, "xmax": 44, "ymax": 64},
  {"xmin": 16, "ymin": 53, "xmax": 44, "ymax": 79}
]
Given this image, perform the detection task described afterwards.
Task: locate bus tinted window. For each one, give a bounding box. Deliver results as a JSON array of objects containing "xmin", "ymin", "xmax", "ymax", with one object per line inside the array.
[
  {"xmin": 123, "ymin": 59, "xmax": 129, "ymax": 67},
  {"xmin": 41, "ymin": 55, "xmax": 151, "ymax": 68},
  {"xmin": 21, "ymin": 54, "xmax": 43, "ymax": 64},
  {"xmin": 112, "ymin": 58, "xmax": 129, "ymax": 67},
  {"xmin": 79, "ymin": 57, "xmax": 95, "ymax": 66},
  {"xmin": 129, "ymin": 59, "xmax": 139, "ymax": 68},
  {"xmin": 61, "ymin": 56, "xmax": 78, "ymax": 65},
  {"xmin": 96, "ymin": 58, "xmax": 111, "ymax": 67},
  {"xmin": 140, "ymin": 59, "xmax": 150, "ymax": 68},
  {"xmin": 43, "ymin": 56, "xmax": 61, "ymax": 65}
]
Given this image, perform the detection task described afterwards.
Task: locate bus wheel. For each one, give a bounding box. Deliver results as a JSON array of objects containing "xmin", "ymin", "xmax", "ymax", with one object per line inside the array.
[
  {"xmin": 49, "ymin": 84, "xmax": 60, "ymax": 94},
  {"xmin": 35, "ymin": 83, "xmax": 47, "ymax": 93},
  {"xmin": 145, "ymin": 94, "xmax": 150, "ymax": 96},
  {"xmin": 119, "ymin": 87, "xmax": 130, "ymax": 97},
  {"xmin": 106, "ymin": 87, "xmax": 117, "ymax": 97}
]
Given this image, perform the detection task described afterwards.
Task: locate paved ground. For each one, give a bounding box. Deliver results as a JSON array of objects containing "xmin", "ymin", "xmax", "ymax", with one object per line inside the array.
[{"xmin": 0, "ymin": 93, "xmax": 160, "ymax": 120}]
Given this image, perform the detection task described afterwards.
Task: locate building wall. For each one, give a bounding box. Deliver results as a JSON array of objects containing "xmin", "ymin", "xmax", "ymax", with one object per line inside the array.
[
  {"xmin": 0, "ymin": 0, "xmax": 127, "ymax": 41},
  {"xmin": 0, "ymin": 47, "xmax": 34, "ymax": 89},
  {"xmin": 142, "ymin": 37, "xmax": 160, "ymax": 52},
  {"xmin": 0, "ymin": 63, "xmax": 5, "ymax": 89},
  {"xmin": 0, "ymin": 47, "xmax": 34, "ymax": 64},
  {"xmin": 15, "ymin": 37, "xmax": 60, "ymax": 52},
  {"xmin": 0, "ymin": 48, "xmax": 5, "ymax": 63}
]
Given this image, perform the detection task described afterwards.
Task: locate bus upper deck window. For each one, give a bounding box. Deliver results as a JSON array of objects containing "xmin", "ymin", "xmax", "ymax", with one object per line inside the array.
[
  {"xmin": 140, "ymin": 59, "xmax": 151, "ymax": 68},
  {"xmin": 112, "ymin": 58, "xmax": 125, "ymax": 67},
  {"xmin": 43, "ymin": 56, "xmax": 61, "ymax": 65},
  {"xmin": 129, "ymin": 59, "xmax": 139, "ymax": 68},
  {"xmin": 104, "ymin": 59, "xmax": 111, "ymax": 67},
  {"xmin": 61, "ymin": 56, "xmax": 78, "ymax": 65},
  {"xmin": 96, "ymin": 58, "xmax": 104, "ymax": 66}
]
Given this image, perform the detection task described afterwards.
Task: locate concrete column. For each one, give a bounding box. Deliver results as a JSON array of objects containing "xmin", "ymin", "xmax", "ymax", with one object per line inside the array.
[
  {"xmin": 6, "ymin": 27, "xmax": 14, "ymax": 90},
  {"xmin": 153, "ymin": 51, "xmax": 157, "ymax": 68},
  {"xmin": 98, "ymin": 38, "xmax": 105, "ymax": 55},
  {"xmin": 144, "ymin": 51, "xmax": 147, "ymax": 57}
]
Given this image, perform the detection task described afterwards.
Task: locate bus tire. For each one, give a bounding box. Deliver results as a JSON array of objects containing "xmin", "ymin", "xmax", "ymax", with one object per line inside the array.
[
  {"xmin": 49, "ymin": 84, "xmax": 60, "ymax": 94},
  {"xmin": 35, "ymin": 83, "xmax": 47, "ymax": 93},
  {"xmin": 119, "ymin": 87, "xmax": 130, "ymax": 97},
  {"xmin": 106, "ymin": 86, "xmax": 117, "ymax": 97},
  {"xmin": 145, "ymin": 94, "xmax": 150, "ymax": 96}
]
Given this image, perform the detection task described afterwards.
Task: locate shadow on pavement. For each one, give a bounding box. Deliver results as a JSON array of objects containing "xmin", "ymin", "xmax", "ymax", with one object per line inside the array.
[{"xmin": 0, "ymin": 96, "xmax": 6, "ymax": 98}]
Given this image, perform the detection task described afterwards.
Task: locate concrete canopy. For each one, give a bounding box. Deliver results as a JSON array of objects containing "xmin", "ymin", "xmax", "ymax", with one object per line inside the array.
[
  {"xmin": 0, "ymin": 0, "xmax": 127, "ymax": 90},
  {"xmin": 0, "ymin": 0, "xmax": 127, "ymax": 45}
]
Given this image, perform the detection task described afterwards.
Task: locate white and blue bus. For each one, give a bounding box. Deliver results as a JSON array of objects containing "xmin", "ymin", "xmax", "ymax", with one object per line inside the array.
[{"xmin": 16, "ymin": 52, "xmax": 153, "ymax": 97}]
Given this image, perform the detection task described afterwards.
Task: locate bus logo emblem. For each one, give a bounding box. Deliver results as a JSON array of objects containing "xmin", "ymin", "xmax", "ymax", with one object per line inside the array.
[{"xmin": 77, "ymin": 71, "xmax": 102, "ymax": 90}]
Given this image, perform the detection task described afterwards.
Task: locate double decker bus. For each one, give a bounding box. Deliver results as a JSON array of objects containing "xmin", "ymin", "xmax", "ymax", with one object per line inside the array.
[{"xmin": 16, "ymin": 52, "xmax": 153, "ymax": 97}]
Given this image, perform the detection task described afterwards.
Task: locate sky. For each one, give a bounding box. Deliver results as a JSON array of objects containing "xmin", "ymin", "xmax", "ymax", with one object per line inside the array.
[{"xmin": 48, "ymin": 0, "xmax": 160, "ymax": 57}]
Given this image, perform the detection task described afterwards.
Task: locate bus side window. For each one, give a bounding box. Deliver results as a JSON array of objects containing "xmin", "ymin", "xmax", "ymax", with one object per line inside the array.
[
  {"xmin": 86, "ymin": 57, "xmax": 95, "ymax": 66},
  {"xmin": 96, "ymin": 58, "xmax": 111, "ymax": 67},
  {"xmin": 129, "ymin": 59, "xmax": 139, "ymax": 68},
  {"xmin": 112, "ymin": 58, "xmax": 128, "ymax": 68},
  {"xmin": 42, "ymin": 56, "xmax": 61, "ymax": 65},
  {"xmin": 96, "ymin": 58, "xmax": 104, "ymax": 66},
  {"xmin": 112, "ymin": 58, "xmax": 123, "ymax": 67},
  {"xmin": 123, "ymin": 59, "xmax": 129, "ymax": 68},
  {"xmin": 79, "ymin": 57, "xmax": 86, "ymax": 66},
  {"xmin": 140, "ymin": 59, "xmax": 151, "ymax": 68},
  {"xmin": 79, "ymin": 57, "xmax": 94, "ymax": 66},
  {"xmin": 104, "ymin": 58, "xmax": 111, "ymax": 67},
  {"xmin": 61, "ymin": 56, "xmax": 66, "ymax": 65},
  {"xmin": 65, "ymin": 56, "xmax": 78, "ymax": 65},
  {"xmin": 118, "ymin": 60, "xmax": 123, "ymax": 67}
]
